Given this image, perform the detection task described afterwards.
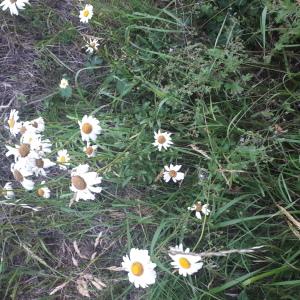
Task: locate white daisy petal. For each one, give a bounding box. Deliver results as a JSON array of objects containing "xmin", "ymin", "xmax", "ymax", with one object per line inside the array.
[
  {"xmin": 7, "ymin": 109, "xmax": 21, "ymax": 136},
  {"xmin": 195, "ymin": 211, "xmax": 202, "ymax": 219},
  {"xmin": 2, "ymin": 182, "xmax": 15, "ymax": 199}
]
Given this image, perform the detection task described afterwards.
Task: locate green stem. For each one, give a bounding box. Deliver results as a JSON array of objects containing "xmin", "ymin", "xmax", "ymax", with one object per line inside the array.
[{"xmin": 192, "ymin": 215, "xmax": 207, "ymax": 252}]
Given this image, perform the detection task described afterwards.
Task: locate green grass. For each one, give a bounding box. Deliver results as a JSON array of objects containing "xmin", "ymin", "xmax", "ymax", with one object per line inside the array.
[{"xmin": 1, "ymin": 0, "xmax": 300, "ymax": 299}]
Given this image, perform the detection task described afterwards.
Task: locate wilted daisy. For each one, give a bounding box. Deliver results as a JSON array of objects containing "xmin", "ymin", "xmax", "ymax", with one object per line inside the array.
[
  {"xmin": 36, "ymin": 181, "xmax": 50, "ymax": 199},
  {"xmin": 163, "ymin": 164, "xmax": 185, "ymax": 183},
  {"xmin": 31, "ymin": 157, "xmax": 56, "ymax": 177},
  {"xmin": 169, "ymin": 244, "xmax": 203, "ymax": 277},
  {"xmin": 31, "ymin": 137, "xmax": 52, "ymax": 157},
  {"xmin": 188, "ymin": 202, "xmax": 210, "ymax": 220},
  {"xmin": 7, "ymin": 109, "xmax": 21, "ymax": 136},
  {"xmin": 57, "ymin": 149, "xmax": 70, "ymax": 170},
  {"xmin": 121, "ymin": 248, "xmax": 156, "ymax": 288},
  {"xmin": 85, "ymin": 38, "xmax": 99, "ymax": 54},
  {"xmin": 0, "ymin": 0, "xmax": 29, "ymax": 16},
  {"xmin": 2, "ymin": 182, "xmax": 14, "ymax": 199},
  {"xmin": 83, "ymin": 143, "xmax": 97, "ymax": 158},
  {"xmin": 79, "ymin": 4, "xmax": 93, "ymax": 23},
  {"xmin": 59, "ymin": 78, "xmax": 69, "ymax": 89},
  {"xmin": 70, "ymin": 164, "xmax": 102, "ymax": 201},
  {"xmin": 11, "ymin": 161, "xmax": 34, "ymax": 190},
  {"xmin": 153, "ymin": 130, "xmax": 173, "ymax": 151},
  {"xmin": 78, "ymin": 115, "xmax": 101, "ymax": 142}
]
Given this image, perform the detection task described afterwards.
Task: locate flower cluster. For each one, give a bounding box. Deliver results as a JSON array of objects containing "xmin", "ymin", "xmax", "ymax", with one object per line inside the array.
[
  {"xmin": 70, "ymin": 115, "xmax": 102, "ymax": 203},
  {"xmin": 153, "ymin": 130, "xmax": 185, "ymax": 184},
  {"xmin": 117, "ymin": 130, "xmax": 212, "ymax": 289},
  {"xmin": 122, "ymin": 244, "xmax": 204, "ymax": 288},
  {"xmin": 5, "ymin": 110, "xmax": 53, "ymax": 197},
  {"xmin": 2, "ymin": 2, "xmax": 100, "ymax": 56},
  {"xmin": 0, "ymin": 1, "xmax": 217, "ymax": 294},
  {"xmin": 3, "ymin": 110, "xmax": 103, "ymax": 204},
  {"xmin": 152, "ymin": 130, "xmax": 211, "ymax": 219}
]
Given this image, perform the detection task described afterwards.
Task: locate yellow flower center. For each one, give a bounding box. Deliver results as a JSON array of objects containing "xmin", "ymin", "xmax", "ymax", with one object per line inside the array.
[
  {"xmin": 13, "ymin": 170, "xmax": 24, "ymax": 182},
  {"xmin": 19, "ymin": 144, "xmax": 30, "ymax": 157},
  {"xmin": 157, "ymin": 135, "xmax": 166, "ymax": 144},
  {"xmin": 131, "ymin": 262, "xmax": 144, "ymax": 276},
  {"xmin": 36, "ymin": 188, "xmax": 45, "ymax": 197},
  {"xmin": 179, "ymin": 257, "xmax": 191, "ymax": 269},
  {"xmin": 58, "ymin": 156, "xmax": 66, "ymax": 163},
  {"xmin": 8, "ymin": 117, "xmax": 15, "ymax": 129},
  {"xmin": 71, "ymin": 175, "xmax": 87, "ymax": 190},
  {"xmin": 35, "ymin": 158, "xmax": 44, "ymax": 168},
  {"xmin": 83, "ymin": 9, "xmax": 90, "ymax": 17},
  {"xmin": 82, "ymin": 123, "xmax": 93, "ymax": 134},
  {"xmin": 85, "ymin": 146, "xmax": 94, "ymax": 156},
  {"xmin": 169, "ymin": 170, "xmax": 177, "ymax": 178}
]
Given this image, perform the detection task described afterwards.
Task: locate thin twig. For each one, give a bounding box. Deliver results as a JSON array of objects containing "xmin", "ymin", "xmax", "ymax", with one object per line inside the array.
[
  {"xmin": 169, "ymin": 246, "xmax": 264, "ymax": 258},
  {"xmin": 0, "ymin": 96, "xmax": 14, "ymax": 110}
]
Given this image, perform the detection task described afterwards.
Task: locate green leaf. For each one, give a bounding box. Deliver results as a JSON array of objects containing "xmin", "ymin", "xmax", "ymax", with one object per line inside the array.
[{"xmin": 59, "ymin": 86, "xmax": 72, "ymax": 98}]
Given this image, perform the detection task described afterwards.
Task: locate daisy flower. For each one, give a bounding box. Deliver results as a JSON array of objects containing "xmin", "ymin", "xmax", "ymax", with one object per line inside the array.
[
  {"xmin": 6, "ymin": 143, "xmax": 38, "ymax": 162},
  {"xmin": 85, "ymin": 38, "xmax": 99, "ymax": 54},
  {"xmin": 79, "ymin": 4, "xmax": 93, "ymax": 23},
  {"xmin": 188, "ymin": 202, "xmax": 210, "ymax": 220},
  {"xmin": 70, "ymin": 164, "xmax": 102, "ymax": 202},
  {"xmin": 2, "ymin": 182, "xmax": 14, "ymax": 199},
  {"xmin": 121, "ymin": 248, "xmax": 156, "ymax": 288},
  {"xmin": 20, "ymin": 129, "xmax": 41, "ymax": 146},
  {"xmin": 31, "ymin": 137, "xmax": 52, "ymax": 157},
  {"xmin": 83, "ymin": 143, "xmax": 97, "ymax": 158},
  {"xmin": 19, "ymin": 120, "xmax": 34, "ymax": 135},
  {"xmin": 163, "ymin": 164, "xmax": 185, "ymax": 183},
  {"xmin": 169, "ymin": 244, "xmax": 203, "ymax": 277},
  {"xmin": 0, "ymin": 0, "xmax": 29, "ymax": 16},
  {"xmin": 11, "ymin": 161, "xmax": 34, "ymax": 190},
  {"xmin": 31, "ymin": 157, "xmax": 56, "ymax": 177},
  {"xmin": 57, "ymin": 149, "xmax": 70, "ymax": 170},
  {"xmin": 59, "ymin": 78, "xmax": 69, "ymax": 89},
  {"xmin": 7, "ymin": 109, "xmax": 21, "ymax": 136},
  {"xmin": 78, "ymin": 115, "xmax": 101, "ymax": 142},
  {"xmin": 36, "ymin": 181, "xmax": 50, "ymax": 199},
  {"xmin": 30, "ymin": 117, "xmax": 45, "ymax": 133},
  {"xmin": 153, "ymin": 130, "xmax": 173, "ymax": 151}
]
